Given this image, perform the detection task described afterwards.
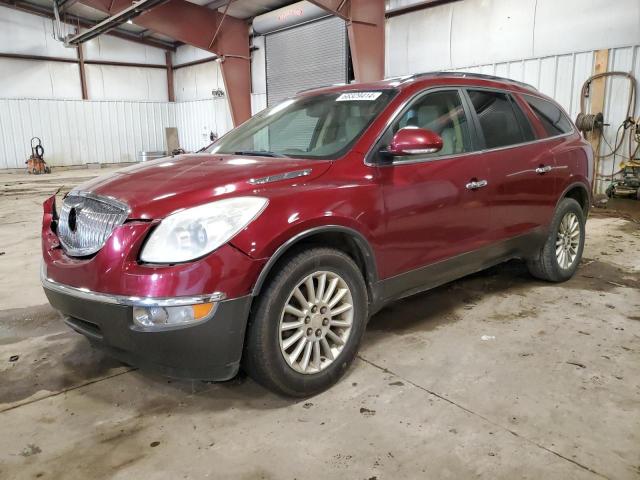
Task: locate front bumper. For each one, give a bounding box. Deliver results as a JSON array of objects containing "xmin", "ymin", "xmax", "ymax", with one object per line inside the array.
[{"xmin": 43, "ymin": 274, "xmax": 252, "ymax": 381}]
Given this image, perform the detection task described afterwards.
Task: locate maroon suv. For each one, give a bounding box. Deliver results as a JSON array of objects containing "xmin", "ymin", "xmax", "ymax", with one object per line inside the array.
[{"xmin": 42, "ymin": 73, "xmax": 593, "ymax": 396}]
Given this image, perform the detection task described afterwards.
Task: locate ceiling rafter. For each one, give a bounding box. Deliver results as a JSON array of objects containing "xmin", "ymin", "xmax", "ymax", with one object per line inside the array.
[
  {"xmin": 75, "ymin": 0, "xmax": 251, "ymax": 124},
  {"xmin": 0, "ymin": 0, "xmax": 177, "ymax": 50}
]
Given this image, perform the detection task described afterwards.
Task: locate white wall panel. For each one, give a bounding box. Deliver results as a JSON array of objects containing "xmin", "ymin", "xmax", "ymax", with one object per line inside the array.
[
  {"xmin": 173, "ymin": 45, "xmax": 214, "ymax": 65},
  {"xmin": 386, "ymin": 0, "xmax": 640, "ymax": 73},
  {"xmin": 0, "ymin": 58, "xmax": 82, "ymax": 99},
  {"xmin": 0, "ymin": 6, "xmax": 77, "ymax": 58},
  {"xmin": 534, "ymin": 0, "xmax": 640, "ymax": 57},
  {"xmin": 174, "ymin": 61, "xmax": 226, "ymax": 101},
  {"xmin": 0, "ymin": 99, "xmax": 177, "ymax": 169},
  {"xmin": 83, "ymin": 34, "xmax": 166, "ymax": 64},
  {"xmin": 85, "ymin": 65, "xmax": 168, "ymax": 101},
  {"xmin": 251, "ymin": 93, "xmax": 267, "ymax": 115},
  {"xmin": 174, "ymin": 99, "xmax": 233, "ymax": 153},
  {"xmin": 385, "ymin": 5, "xmax": 452, "ymax": 76},
  {"xmin": 450, "ymin": 0, "xmax": 536, "ymax": 67}
]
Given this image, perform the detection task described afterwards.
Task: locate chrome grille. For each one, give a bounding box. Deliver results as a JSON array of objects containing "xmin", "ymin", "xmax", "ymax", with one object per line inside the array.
[{"xmin": 57, "ymin": 193, "xmax": 129, "ymax": 257}]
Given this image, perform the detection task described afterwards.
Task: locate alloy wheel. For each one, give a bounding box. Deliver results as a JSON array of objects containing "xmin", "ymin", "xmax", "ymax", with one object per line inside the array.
[
  {"xmin": 555, "ymin": 212, "xmax": 581, "ymax": 269},
  {"xmin": 278, "ymin": 271, "xmax": 354, "ymax": 374}
]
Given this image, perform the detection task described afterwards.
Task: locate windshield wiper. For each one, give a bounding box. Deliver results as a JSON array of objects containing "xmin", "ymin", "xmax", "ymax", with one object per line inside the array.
[{"xmin": 233, "ymin": 150, "xmax": 287, "ymax": 158}]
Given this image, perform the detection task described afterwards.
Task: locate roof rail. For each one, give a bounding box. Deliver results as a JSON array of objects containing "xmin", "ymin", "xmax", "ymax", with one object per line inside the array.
[{"xmin": 393, "ymin": 71, "xmax": 538, "ymax": 91}]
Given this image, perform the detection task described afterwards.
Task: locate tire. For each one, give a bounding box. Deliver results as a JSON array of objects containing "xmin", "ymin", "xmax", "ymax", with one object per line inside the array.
[
  {"xmin": 527, "ymin": 198, "xmax": 585, "ymax": 282},
  {"xmin": 243, "ymin": 247, "xmax": 368, "ymax": 397}
]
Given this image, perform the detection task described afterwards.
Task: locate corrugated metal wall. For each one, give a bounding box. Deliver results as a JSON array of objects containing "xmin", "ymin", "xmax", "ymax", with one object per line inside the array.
[
  {"xmin": 0, "ymin": 99, "xmax": 176, "ymax": 168},
  {"xmin": 0, "ymin": 97, "xmax": 233, "ymax": 169}
]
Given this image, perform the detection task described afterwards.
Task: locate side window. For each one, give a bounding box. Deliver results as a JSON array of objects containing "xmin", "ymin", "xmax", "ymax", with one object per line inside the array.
[
  {"xmin": 511, "ymin": 98, "xmax": 536, "ymax": 142},
  {"xmin": 468, "ymin": 90, "xmax": 530, "ymax": 149},
  {"xmin": 383, "ymin": 90, "xmax": 471, "ymax": 160},
  {"xmin": 523, "ymin": 95, "xmax": 573, "ymax": 137}
]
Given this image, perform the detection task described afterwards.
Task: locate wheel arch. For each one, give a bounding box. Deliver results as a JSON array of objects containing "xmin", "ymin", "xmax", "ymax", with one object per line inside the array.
[
  {"xmin": 251, "ymin": 225, "xmax": 379, "ymax": 303},
  {"xmin": 558, "ymin": 182, "xmax": 591, "ymax": 216}
]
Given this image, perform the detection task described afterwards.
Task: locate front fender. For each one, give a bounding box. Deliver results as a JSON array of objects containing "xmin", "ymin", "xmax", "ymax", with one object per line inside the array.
[
  {"xmin": 247, "ymin": 224, "xmax": 379, "ymax": 297},
  {"xmin": 229, "ymin": 181, "xmax": 386, "ymax": 292}
]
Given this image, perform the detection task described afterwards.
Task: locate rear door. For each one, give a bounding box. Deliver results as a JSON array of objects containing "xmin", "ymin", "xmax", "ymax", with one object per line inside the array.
[
  {"xmin": 518, "ymin": 93, "xmax": 578, "ymax": 198},
  {"xmin": 371, "ymin": 88, "xmax": 493, "ymax": 280},
  {"xmin": 464, "ymin": 88, "xmax": 558, "ymax": 241}
]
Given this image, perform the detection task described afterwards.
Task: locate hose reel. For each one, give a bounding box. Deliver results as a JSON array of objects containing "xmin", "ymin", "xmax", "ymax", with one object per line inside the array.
[{"xmin": 575, "ymin": 112, "xmax": 604, "ymax": 133}]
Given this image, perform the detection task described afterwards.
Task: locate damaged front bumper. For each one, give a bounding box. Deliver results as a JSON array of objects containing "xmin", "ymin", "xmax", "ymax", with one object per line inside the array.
[
  {"xmin": 40, "ymin": 194, "xmax": 259, "ymax": 381},
  {"xmin": 42, "ymin": 265, "xmax": 252, "ymax": 380}
]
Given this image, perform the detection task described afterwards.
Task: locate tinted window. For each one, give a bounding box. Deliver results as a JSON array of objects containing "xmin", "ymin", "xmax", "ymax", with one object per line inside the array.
[
  {"xmin": 511, "ymin": 99, "xmax": 536, "ymax": 141},
  {"xmin": 468, "ymin": 90, "xmax": 529, "ymax": 149},
  {"xmin": 382, "ymin": 90, "xmax": 471, "ymax": 160},
  {"xmin": 524, "ymin": 95, "xmax": 573, "ymax": 137}
]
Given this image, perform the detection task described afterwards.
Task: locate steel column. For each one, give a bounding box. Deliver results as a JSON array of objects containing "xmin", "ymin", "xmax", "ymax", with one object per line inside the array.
[
  {"xmin": 347, "ymin": 0, "xmax": 385, "ymax": 83},
  {"xmin": 308, "ymin": 0, "xmax": 385, "ymax": 83},
  {"xmin": 166, "ymin": 51, "xmax": 175, "ymax": 102},
  {"xmin": 77, "ymin": 43, "xmax": 88, "ymax": 100}
]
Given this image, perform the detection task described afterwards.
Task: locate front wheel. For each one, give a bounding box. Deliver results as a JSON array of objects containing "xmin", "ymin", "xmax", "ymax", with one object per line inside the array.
[
  {"xmin": 527, "ymin": 198, "xmax": 586, "ymax": 282},
  {"xmin": 243, "ymin": 247, "xmax": 368, "ymax": 397}
]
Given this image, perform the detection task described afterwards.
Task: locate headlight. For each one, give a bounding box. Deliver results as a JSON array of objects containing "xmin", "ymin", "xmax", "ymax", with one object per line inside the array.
[{"xmin": 140, "ymin": 196, "xmax": 268, "ymax": 263}]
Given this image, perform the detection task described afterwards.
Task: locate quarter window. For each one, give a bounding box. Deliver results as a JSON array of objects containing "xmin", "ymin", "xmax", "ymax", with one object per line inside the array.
[
  {"xmin": 523, "ymin": 95, "xmax": 573, "ymax": 137},
  {"xmin": 468, "ymin": 90, "xmax": 532, "ymax": 149},
  {"xmin": 382, "ymin": 90, "xmax": 472, "ymax": 161}
]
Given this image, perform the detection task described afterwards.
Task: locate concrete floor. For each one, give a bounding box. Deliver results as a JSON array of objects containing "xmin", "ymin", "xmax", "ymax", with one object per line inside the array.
[{"xmin": 1, "ymin": 168, "xmax": 639, "ymax": 480}]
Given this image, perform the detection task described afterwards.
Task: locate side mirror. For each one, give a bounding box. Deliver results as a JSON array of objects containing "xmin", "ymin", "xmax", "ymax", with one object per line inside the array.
[{"xmin": 386, "ymin": 127, "xmax": 443, "ymax": 156}]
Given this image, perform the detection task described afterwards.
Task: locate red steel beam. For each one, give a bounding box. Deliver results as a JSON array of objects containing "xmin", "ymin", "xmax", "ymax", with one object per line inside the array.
[
  {"xmin": 347, "ymin": 0, "xmax": 385, "ymax": 83},
  {"xmin": 308, "ymin": 0, "xmax": 385, "ymax": 83},
  {"xmin": 79, "ymin": 0, "xmax": 251, "ymax": 125}
]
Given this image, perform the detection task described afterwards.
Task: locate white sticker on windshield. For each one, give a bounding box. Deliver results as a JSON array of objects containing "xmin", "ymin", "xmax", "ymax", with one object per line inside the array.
[{"xmin": 336, "ymin": 91, "xmax": 383, "ymax": 102}]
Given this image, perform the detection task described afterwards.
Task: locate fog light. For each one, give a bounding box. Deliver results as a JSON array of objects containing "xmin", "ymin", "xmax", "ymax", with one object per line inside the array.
[{"xmin": 133, "ymin": 303, "xmax": 215, "ymax": 328}]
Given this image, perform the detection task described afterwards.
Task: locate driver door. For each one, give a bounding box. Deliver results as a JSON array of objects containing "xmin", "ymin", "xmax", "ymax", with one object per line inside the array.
[{"xmin": 372, "ymin": 88, "xmax": 493, "ymax": 285}]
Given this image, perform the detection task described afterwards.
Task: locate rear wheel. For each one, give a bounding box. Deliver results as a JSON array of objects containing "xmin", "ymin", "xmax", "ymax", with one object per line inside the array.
[
  {"xmin": 527, "ymin": 198, "xmax": 585, "ymax": 282},
  {"xmin": 243, "ymin": 247, "xmax": 368, "ymax": 397}
]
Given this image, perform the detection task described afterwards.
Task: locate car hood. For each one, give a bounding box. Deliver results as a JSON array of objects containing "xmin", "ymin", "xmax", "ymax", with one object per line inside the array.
[{"xmin": 74, "ymin": 154, "xmax": 332, "ymax": 219}]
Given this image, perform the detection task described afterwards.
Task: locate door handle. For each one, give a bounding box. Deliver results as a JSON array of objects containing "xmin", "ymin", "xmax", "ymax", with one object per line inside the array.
[
  {"xmin": 465, "ymin": 179, "xmax": 488, "ymax": 190},
  {"xmin": 535, "ymin": 165, "xmax": 552, "ymax": 174}
]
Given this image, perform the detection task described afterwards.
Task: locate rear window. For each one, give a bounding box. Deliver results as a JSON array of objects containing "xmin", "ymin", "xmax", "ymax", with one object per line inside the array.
[
  {"xmin": 468, "ymin": 90, "xmax": 534, "ymax": 149},
  {"xmin": 523, "ymin": 95, "xmax": 573, "ymax": 137}
]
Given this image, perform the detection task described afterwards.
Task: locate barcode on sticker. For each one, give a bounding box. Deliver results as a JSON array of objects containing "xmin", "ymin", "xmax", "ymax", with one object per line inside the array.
[{"xmin": 336, "ymin": 92, "xmax": 382, "ymax": 102}]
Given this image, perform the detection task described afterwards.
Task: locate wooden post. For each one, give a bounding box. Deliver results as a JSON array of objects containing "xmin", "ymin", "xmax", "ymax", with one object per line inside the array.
[
  {"xmin": 166, "ymin": 51, "xmax": 175, "ymax": 102},
  {"xmin": 77, "ymin": 43, "xmax": 88, "ymax": 100},
  {"xmin": 589, "ymin": 49, "xmax": 609, "ymax": 192}
]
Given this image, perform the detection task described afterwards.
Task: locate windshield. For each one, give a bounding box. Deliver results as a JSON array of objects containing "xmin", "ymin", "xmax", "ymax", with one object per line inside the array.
[{"xmin": 208, "ymin": 90, "xmax": 397, "ymax": 159}]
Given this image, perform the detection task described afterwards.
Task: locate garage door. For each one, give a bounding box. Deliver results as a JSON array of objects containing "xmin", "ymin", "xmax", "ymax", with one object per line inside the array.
[{"xmin": 265, "ymin": 16, "xmax": 348, "ymax": 107}]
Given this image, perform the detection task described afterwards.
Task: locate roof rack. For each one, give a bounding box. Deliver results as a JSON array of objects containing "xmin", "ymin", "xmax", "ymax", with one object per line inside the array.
[{"xmin": 394, "ymin": 71, "xmax": 538, "ymax": 91}]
